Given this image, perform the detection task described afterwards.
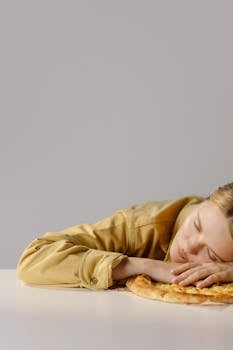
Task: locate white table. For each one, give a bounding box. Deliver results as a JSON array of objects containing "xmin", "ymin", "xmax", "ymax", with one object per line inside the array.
[{"xmin": 1, "ymin": 269, "xmax": 233, "ymax": 350}]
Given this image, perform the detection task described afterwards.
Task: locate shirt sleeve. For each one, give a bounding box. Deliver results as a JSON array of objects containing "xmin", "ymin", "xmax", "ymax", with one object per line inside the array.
[{"xmin": 16, "ymin": 210, "xmax": 129, "ymax": 290}]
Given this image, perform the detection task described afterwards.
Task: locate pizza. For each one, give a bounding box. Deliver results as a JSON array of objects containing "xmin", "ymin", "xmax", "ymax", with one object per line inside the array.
[{"xmin": 125, "ymin": 274, "xmax": 233, "ymax": 304}]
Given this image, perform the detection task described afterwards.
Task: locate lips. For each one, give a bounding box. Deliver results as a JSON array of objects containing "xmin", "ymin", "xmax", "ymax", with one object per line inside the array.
[{"xmin": 178, "ymin": 247, "xmax": 187, "ymax": 260}]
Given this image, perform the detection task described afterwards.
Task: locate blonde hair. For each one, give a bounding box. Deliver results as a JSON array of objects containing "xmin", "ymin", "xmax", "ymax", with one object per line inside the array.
[{"xmin": 205, "ymin": 182, "xmax": 233, "ymax": 238}]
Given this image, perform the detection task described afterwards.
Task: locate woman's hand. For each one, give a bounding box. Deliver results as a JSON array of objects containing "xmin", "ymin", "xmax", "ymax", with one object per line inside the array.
[{"xmin": 170, "ymin": 262, "xmax": 233, "ymax": 288}]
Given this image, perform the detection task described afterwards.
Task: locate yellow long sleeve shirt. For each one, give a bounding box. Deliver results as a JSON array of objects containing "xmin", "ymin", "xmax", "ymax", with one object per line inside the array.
[{"xmin": 16, "ymin": 195, "xmax": 204, "ymax": 290}]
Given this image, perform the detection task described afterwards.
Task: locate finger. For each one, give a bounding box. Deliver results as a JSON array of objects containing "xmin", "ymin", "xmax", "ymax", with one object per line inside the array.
[
  {"xmin": 174, "ymin": 264, "xmax": 228, "ymax": 285},
  {"xmin": 171, "ymin": 268, "xmax": 197, "ymax": 282},
  {"xmin": 181, "ymin": 271, "xmax": 224, "ymax": 288},
  {"xmin": 195, "ymin": 274, "xmax": 221, "ymax": 288},
  {"xmin": 194, "ymin": 281, "xmax": 201, "ymax": 287},
  {"xmin": 171, "ymin": 263, "xmax": 200, "ymax": 275},
  {"xmin": 172, "ymin": 268, "xmax": 210, "ymax": 285},
  {"xmin": 197, "ymin": 270, "xmax": 230, "ymax": 288}
]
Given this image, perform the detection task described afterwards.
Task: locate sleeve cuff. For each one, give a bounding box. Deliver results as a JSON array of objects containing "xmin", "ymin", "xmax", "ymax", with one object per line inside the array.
[{"xmin": 79, "ymin": 249, "xmax": 128, "ymax": 290}]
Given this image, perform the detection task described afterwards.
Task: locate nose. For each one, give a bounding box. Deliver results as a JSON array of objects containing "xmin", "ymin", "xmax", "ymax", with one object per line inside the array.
[{"xmin": 188, "ymin": 236, "xmax": 203, "ymax": 256}]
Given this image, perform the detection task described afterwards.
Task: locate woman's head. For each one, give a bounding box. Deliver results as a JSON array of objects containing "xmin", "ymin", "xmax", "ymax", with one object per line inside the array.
[{"xmin": 169, "ymin": 182, "xmax": 233, "ymax": 263}]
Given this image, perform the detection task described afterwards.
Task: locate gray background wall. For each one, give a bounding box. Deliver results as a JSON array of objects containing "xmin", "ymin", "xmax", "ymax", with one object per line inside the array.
[{"xmin": 1, "ymin": 0, "xmax": 233, "ymax": 268}]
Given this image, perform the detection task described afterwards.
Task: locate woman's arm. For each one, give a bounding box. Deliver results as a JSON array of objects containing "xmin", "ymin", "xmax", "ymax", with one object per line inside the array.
[
  {"xmin": 112, "ymin": 257, "xmax": 184, "ymax": 284},
  {"xmin": 112, "ymin": 257, "xmax": 147, "ymax": 280},
  {"xmin": 16, "ymin": 210, "xmax": 130, "ymax": 291}
]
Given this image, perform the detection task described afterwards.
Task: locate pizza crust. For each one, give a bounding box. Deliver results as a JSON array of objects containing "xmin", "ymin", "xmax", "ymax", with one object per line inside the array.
[{"xmin": 126, "ymin": 274, "xmax": 233, "ymax": 304}]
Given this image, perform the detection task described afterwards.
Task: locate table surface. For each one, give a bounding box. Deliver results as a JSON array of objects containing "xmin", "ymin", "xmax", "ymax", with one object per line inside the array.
[{"xmin": 1, "ymin": 269, "xmax": 233, "ymax": 350}]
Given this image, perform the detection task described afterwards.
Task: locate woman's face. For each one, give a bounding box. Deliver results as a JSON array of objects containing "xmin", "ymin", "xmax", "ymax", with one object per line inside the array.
[{"xmin": 169, "ymin": 200, "xmax": 233, "ymax": 263}]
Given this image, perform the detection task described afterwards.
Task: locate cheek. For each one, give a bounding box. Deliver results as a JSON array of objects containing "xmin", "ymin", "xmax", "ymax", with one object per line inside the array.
[
  {"xmin": 179, "ymin": 220, "xmax": 193, "ymax": 239},
  {"xmin": 189, "ymin": 254, "xmax": 209, "ymax": 263},
  {"xmin": 175, "ymin": 226, "xmax": 187, "ymax": 242}
]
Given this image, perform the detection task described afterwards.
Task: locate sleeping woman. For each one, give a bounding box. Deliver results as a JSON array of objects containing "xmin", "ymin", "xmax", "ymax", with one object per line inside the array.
[{"xmin": 16, "ymin": 182, "xmax": 233, "ymax": 290}]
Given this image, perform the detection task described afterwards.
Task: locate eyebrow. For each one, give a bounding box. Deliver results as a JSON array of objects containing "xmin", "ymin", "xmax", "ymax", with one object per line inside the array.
[{"xmin": 197, "ymin": 211, "xmax": 225, "ymax": 262}]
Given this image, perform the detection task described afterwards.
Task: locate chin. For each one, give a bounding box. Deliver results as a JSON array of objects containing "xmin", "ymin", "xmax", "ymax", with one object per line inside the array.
[
  {"xmin": 175, "ymin": 257, "xmax": 185, "ymax": 263},
  {"xmin": 170, "ymin": 250, "xmax": 187, "ymax": 263}
]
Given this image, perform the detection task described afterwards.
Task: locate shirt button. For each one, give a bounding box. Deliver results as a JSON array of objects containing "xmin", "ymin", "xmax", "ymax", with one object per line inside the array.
[{"xmin": 90, "ymin": 277, "xmax": 98, "ymax": 284}]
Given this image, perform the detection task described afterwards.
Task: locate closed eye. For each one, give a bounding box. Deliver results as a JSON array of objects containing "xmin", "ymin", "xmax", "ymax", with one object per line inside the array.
[
  {"xmin": 207, "ymin": 248, "xmax": 217, "ymax": 261},
  {"xmin": 194, "ymin": 219, "xmax": 217, "ymax": 261},
  {"xmin": 195, "ymin": 211, "xmax": 225, "ymax": 262},
  {"xmin": 194, "ymin": 220, "xmax": 200, "ymax": 232}
]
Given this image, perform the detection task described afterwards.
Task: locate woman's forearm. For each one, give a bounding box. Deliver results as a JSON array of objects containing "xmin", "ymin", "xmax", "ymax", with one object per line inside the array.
[
  {"xmin": 112, "ymin": 257, "xmax": 179, "ymax": 284},
  {"xmin": 112, "ymin": 257, "xmax": 149, "ymax": 281}
]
